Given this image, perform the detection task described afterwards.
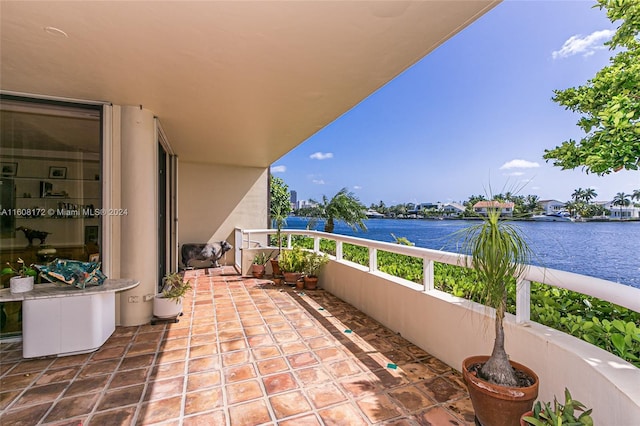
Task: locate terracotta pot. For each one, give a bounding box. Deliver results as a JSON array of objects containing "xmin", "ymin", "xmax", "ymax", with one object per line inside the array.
[
  {"xmin": 270, "ymin": 259, "xmax": 281, "ymax": 276},
  {"xmin": 295, "ymin": 278, "xmax": 305, "ymax": 289},
  {"xmin": 520, "ymin": 410, "xmax": 534, "ymax": 426},
  {"xmin": 304, "ymin": 275, "xmax": 318, "ymax": 290},
  {"xmin": 252, "ymin": 264, "xmax": 265, "ymax": 278},
  {"xmin": 283, "ymin": 272, "xmax": 302, "ymax": 285},
  {"xmin": 462, "ymin": 355, "xmax": 539, "ymax": 426}
]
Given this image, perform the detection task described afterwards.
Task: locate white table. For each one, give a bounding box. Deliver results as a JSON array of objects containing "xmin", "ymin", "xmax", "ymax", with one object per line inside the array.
[{"xmin": 0, "ymin": 279, "xmax": 139, "ymax": 358}]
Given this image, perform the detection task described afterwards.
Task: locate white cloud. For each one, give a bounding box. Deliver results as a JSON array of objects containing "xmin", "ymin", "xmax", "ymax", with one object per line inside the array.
[
  {"xmin": 504, "ymin": 171, "xmax": 525, "ymax": 177},
  {"xmin": 270, "ymin": 165, "xmax": 286, "ymax": 173},
  {"xmin": 499, "ymin": 159, "xmax": 540, "ymax": 170},
  {"xmin": 312, "ymin": 179, "xmax": 325, "ymax": 185},
  {"xmin": 310, "ymin": 152, "xmax": 334, "ymax": 160},
  {"xmin": 353, "ymin": 185, "xmax": 362, "ymax": 190},
  {"xmin": 552, "ymin": 29, "xmax": 614, "ymax": 59}
]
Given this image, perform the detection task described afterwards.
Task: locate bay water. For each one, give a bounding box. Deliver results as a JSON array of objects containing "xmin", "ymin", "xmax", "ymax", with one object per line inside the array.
[{"xmin": 285, "ymin": 217, "xmax": 640, "ymax": 289}]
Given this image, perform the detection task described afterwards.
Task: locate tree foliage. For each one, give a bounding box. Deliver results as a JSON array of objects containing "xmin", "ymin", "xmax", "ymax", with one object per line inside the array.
[
  {"xmin": 308, "ymin": 188, "xmax": 367, "ymax": 233},
  {"xmin": 544, "ymin": 0, "xmax": 640, "ymax": 175}
]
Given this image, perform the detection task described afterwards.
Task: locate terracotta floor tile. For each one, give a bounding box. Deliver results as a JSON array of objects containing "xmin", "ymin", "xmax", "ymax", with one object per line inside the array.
[
  {"xmin": 263, "ymin": 372, "xmax": 298, "ymax": 395},
  {"xmin": 326, "ymin": 359, "xmax": 362, "ymax": 379},
  {"xmin": 185, "ymin": 387, "xmax": 223, "ymax": 415},
  {"xmin": 0, "ymin": 272, "xmax": 474, "ymax": 426},
  {"xmin": 91, "ymin": 345, "xmax": 126, "ymax": 361},
  {"xmin": 97, "ymin": 384, "xmax": 144, "ymax": 411},
  {"xmin": 137, "ymin": 395, "xmax": 183, "ymax": 425},
  {"xmin": 257, "ymin": 357, "xmax": 289, "ymax": 375},
  {"xmin": 269, "ymin": 390, "xmax": 312, "ymax": 419},
  {"xmin": 64, "ymin": 374, "xmax": 111, "ymax": 397},
  {"xmin": 43, "ymin": 393, "xmax": 100, "ymax": 423},
  {"xmin": 356, "ymin": 394, "xmax": 404, "ymax": 423},
  {"xmin": 281, "ymin": 341, "xmax": 308, "ymax": 354},
  {"xmin": 187, "ymin": 370, "xmax": 222, "ymax": 392},
  {"xmin": 12, "ymin": 382, "xmax": 68, "ymax": 408},
  {"xmin": 157, "ymin": 348, "xmax": 188, "ymax": 364},
  {"xmin": 110, "ymin": 367, "xmax": 149, "ymax": 389},
  {"xmin": 0, "ymin": 372, "xmax": 38, "ymax": 391},
  {"xmin": 389, "ymin": 385, "xmax": 437, "ymax": 413},
  {"xmin": 0, "ymin": 390, "xmax": 20, "ymax": 410},
  {"xmin": 183, "ymin": 410, "xmax": 226, "ymax": 426},
  {"xmin": 228, "ymin": 399, "xmax": 272, "ymax": 426},
  {"xmin": 0, "ymin": 402, "xmax": 53, "ymax": 426},
  {"xmin": 318, "ymin": 402, "xmax": 368, "ymax": 426},
  {"xmin": 222, "ymin": 350, "xmax": 251, "ymax": 366},
  {"xmin": 295, "ymin": 366, "xmax": 333, "ymax": 386},
  {"xmin": 287, "ymin": 352, "xmax": 318, "ymax": 369},
  {"xmin": 416, "ymin": 405, "xmax": 466, "ymax": 425},
  {"xmin": 306, "ymin": 382, "xmax": 347, "ymax": 409},
  {"xmin": 226, "ymin": 379, "xmax": 263, "ymax": 404},
  {"xmin": 420, "ymin": 375, "xmax": 465, "ymax": 403},
  {"xmin": 90, "ymin": 406, "xmax": 137, "ymax": 425},
  {"xmin": 144, "ymin": 376, "xmax": 184, "ymax": 401},
  {"xmin": 278, "ymin": 413, "xmax": 323, "ymax": 426},
  {"xmin": 190, "ymin": 343, "xmax": 218, "ymax": 358},
  {"xmin": 446, "ymin": 396, "xmax": 477, "ymax": 425},
  {"xmin": 224, "ymin": 364, "xmax": 257, "ymax": 383},
  {"xmin": 220, "ymin": 339, "xmax": 247, "ymax": 352},
  {"xmin": 78, "ymin": 359, "xmax": 119, "ymax": 378}
]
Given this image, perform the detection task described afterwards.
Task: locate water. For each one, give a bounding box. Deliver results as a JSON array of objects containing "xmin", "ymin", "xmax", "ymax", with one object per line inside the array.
[{"xmin": 284, "ymin": 217, "xmax": 640, "ymax": 289}]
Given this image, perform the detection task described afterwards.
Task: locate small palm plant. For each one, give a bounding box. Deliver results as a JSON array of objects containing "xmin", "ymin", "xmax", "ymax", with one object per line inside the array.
[
  {"xmin": 460, "ymin": 206, "xmax": 532, "ymax": 386},
  {"xmin": 522, "ymin": 388, "xmax": 593, "ymax": 426}
]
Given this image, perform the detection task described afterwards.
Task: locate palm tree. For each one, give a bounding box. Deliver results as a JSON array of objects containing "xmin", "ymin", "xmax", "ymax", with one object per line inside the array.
[
  {"xmin": 612, "ymin": 192, "xmax": 631, "ymax": 219},
  {"xmin": 583, "ymin": 188, "xmax": 597, "ymax": 204},
  {"xmin": 309, "ymin": 188, "xmax": 367, "ymax": 233},
  {"xmin": 632, "ymin": 189, "xmax": 640, "ymax": 203},
  {"xmin": 572, "ymin": 188, "xmax": 585, "ymax": 202}
]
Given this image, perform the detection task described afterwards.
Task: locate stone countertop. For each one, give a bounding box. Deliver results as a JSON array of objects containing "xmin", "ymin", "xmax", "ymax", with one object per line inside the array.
[{"xmin": 0, "ymin": 279, "xmax": 140, "ymax": 302}]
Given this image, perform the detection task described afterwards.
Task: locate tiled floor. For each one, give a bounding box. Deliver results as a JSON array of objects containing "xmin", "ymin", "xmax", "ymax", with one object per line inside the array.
[{"xmin": 0, "ymin": 267, "xmax": 475, "ymax": 425}]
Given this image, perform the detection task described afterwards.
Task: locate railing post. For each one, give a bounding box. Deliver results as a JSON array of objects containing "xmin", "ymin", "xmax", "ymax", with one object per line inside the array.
[
  {"xmin": 336, "ymin": 241, "xmax": 343, "ymax": 261},
  {"xmin": 369, "ymin": 247, "xmax": 377, "ymax": 272},
  {"xmin": 313, "ymin": 235, "xmax": 320, "ymax": 253},
  {"xmin": 286, "ymin": 233, "xmax": 292, "ymax": 249},
  {"xmin": 516, "ymin": 279, "xmax": 531, "ymax": 324},
  {"xmin": 423, "ymin": 258, "xmax": 434, "ymax": 292}
]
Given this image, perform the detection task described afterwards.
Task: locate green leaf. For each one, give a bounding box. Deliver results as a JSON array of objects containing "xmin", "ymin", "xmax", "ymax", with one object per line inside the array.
[{"xmin": 611, "ymin": 333, "xmax": 626, "ymax": 355}]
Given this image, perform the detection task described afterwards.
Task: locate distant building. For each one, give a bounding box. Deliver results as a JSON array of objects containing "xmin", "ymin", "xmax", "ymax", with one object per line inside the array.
[
  {"xmin": 442, "ymin": 202, "xmax": 465, "ymax": 217},
  {"xmin": 473, "ymin": 201, "xmax": 514, "ymax": 217},
  {"xmin": 538, "ymin": 199, "xmax": 566, "ymax": 215},
  {"xmin": 605, "ymin": 202, "xmax": 640, "ymax": 219}
]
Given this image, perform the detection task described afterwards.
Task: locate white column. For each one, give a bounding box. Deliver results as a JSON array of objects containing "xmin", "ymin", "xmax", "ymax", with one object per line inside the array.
[{"xmin": 119, "ymin": 106, "xmax": 157, "ymax": 326}]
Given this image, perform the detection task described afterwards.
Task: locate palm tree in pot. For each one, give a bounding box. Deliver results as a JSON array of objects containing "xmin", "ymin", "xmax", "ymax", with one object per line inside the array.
[
  {"xmin": 459, "ymin": 206, "xmax": 539, "ymax": 426},
  {"xmin": 270, "ymin": 175, "xmax": 292, "ymax": 276}
]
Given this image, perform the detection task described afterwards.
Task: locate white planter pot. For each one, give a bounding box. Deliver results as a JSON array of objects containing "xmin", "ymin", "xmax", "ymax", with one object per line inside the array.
[
  {"xmin": 10, "ymin": 276, "xmax": 34, "ymax": 293},
  {"xmin": 153, "ymin": 295, "xmax": 183, "ymax": 319}
]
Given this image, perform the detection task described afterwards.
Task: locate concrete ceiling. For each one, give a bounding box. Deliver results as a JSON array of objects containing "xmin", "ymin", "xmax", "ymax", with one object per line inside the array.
[{"xmin": 1, "ymin": 1, "xmax": 499, "ymax": 168}]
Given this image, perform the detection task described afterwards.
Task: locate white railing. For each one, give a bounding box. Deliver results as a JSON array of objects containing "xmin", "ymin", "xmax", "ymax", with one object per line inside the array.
[{"xmin": 237, "ymin": 227, "xmax": 640, "ymax": 319}]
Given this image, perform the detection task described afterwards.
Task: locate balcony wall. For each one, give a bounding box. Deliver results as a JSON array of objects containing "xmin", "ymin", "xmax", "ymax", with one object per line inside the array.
[{"xmin": 321, "ymin": 259, "xmax": 640, "ymax": 426}]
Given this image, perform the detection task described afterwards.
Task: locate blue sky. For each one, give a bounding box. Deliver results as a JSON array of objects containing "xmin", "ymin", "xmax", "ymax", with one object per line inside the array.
[{"xmin": 272, "ymin": 0, "xmax": 639, "ymax": 206}]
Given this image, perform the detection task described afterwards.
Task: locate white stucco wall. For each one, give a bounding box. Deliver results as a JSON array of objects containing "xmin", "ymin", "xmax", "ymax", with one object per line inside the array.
[{"xmin": 321, "ymin": 260, "xmax": 640, "ymax": 426}]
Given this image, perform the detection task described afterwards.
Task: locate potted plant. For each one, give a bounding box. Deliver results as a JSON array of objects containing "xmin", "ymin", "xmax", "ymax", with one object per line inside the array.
[
  {"xmin": 278, "ymin": 246, "xmax": 305, "ymax": 286},
  {"xmin": 153, "ymin": 272, "xmax": 192, "ymax": 320},
  {"xmin": 2, "ymin": 258, "xmax": 37, "ymax": 293},
  {"xmin": 521, "ymin": 388, "xmax": 593, "ymax": 426},
  {"xmin": 269, "ymin": 175, "xmax": 292, "ymax": 277},
  {"xmin": 302, "ymin": 251, "xmax": 328, "ymax": 290},
  {"xmin": 459, "ymin": 207, "xmax": 539, "ymax": 426},
  {"xmin": 251, "ymin": 251, "xmax": 273, "ymax": 278}
]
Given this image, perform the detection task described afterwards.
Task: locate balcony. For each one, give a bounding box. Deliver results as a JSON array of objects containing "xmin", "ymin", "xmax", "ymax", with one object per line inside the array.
[{"xmin": 0, "ymin": 267, "xmax": 475, "ymax": 425}]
